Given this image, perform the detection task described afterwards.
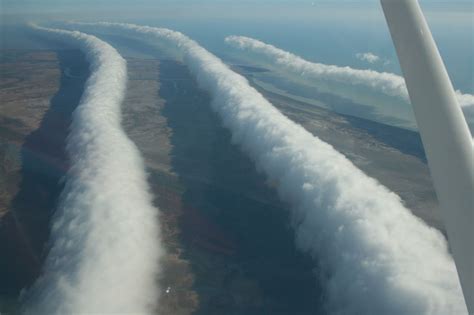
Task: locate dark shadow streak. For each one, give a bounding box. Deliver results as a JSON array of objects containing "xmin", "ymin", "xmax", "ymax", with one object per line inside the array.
[
  {"xmin": 0, "ymin": 50, "xmax": 89, "ymax": 296},
  {"xmin": 159, "ymin": 60, "xmax": 323, "ymax": 315}
]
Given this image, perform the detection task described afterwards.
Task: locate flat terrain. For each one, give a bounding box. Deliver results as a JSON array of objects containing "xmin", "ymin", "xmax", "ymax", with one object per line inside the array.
[
  {"xmin": 122, "ymin": 59, "xmax": 322, "ymax": 314},
  {"xmin": 120, "ymin": 57, "xmax": 199, "ymax": 314},
  {"xmin": 254, "ymin": 82, "xmax": 441, "ymax": 230},
  {"xmin": 0, "ymin": 49, "xmax": 88, "ymax": 313},
  {"xmin": 0, "ymin": 50, "xmax": 61, "ymax": 217},
  {"xmin": 232, "ymin": 65, "xmax": 441, "ymax": 231},
  {"xmin": 0, "ymin": 49, "xmax": 443, "ymax": 314},
  {"xmin": 123, "ymin": 59, "xmax": 443, "ymax": 314}
]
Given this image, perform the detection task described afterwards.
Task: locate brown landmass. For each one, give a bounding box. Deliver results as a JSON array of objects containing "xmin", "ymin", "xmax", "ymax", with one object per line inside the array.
[
  {"xmin": 256, "ymin": 86, "xmax": 442, "ymax": 231},
  {"xmin": 0, "ymin": 48, "xmax": 444, "ymax": 315},
  {"xmin": 120, "ymin": 57, "xmax": 199, "ymax": 314},
  {"xmin": 0, "ymin": 50, "xmax": 61, "ymax": 217},
  {"xmin": 0, "ymin": 49, "xmax": 88, "ymax": 311}
]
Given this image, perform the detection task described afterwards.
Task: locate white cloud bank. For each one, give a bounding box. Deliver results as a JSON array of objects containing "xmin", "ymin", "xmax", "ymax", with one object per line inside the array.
[
  {"xmin": 22, "ymin": 25, "xmax": 163, "ymax": 314},
  {"xmin": 225, "ymin": 36, "xmax": 474, "ymax": 115},
  {"xmin": 68, "ymin": 22, "xmax": 468, "ymax": 314},
  {"xmin": 356, "ymin": 52, "xmax": 380, "ymax": 64}
]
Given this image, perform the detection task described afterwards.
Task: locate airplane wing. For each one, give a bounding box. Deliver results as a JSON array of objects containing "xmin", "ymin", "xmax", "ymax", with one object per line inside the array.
[{"xmin": 381, "ymin": 0, "xmax": 474, "ymax": 312}]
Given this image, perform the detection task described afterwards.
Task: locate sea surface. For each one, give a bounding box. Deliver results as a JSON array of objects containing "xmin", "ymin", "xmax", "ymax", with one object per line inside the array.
[{"xmin": 0, "ymin": 7, "xmax": 471, "ymax": 311}]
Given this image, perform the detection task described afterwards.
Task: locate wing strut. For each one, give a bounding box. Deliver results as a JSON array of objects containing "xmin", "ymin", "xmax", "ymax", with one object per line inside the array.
[{"xmin": 381, "ymin": 0, "xmax": 473, "ymax": 312}]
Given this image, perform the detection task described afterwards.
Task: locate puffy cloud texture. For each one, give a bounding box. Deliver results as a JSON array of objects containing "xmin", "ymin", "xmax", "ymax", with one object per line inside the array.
[
  {"xmin": 225, "ymin": 35, "xmax": 474, "ymax": 130},
  {"xmin": 71, "ymin": 23, "xmax": 466, "ymax": 314},
  {"xmin": 70, "ymin": 22, "xmax": 467, "ymax": 314},
  {"xmin": 356, "ymin": 52, "xmax": 381, "ymax": 64},
  {"xmin": 22, "ymin": 25, "xmax": 163, "ymax": 315}
]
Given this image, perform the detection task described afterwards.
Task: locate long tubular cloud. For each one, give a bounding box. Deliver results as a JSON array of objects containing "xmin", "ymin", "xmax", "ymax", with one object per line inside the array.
[
  {"xmin": 224, "ymin": 36, "xmax": 474, "ymax": 109},
  {"xmin": 23, "ymin": 25, "xmax": 163, "ymax": 314},
  {"xmin": 72, "ymin": 22, "xmax": 467, "ymax": 314}
]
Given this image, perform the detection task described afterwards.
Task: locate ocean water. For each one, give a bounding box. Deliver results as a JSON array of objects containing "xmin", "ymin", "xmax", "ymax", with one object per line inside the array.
[
  {"xmin": 2, "ymin": 2, "xmax": 472, "ymax": 93},
  {"xmin": 0, "ymin": 3, "xmax": 471, "ymax": 313},
  {"xmin": 10, "ymin": 1, "xmax": 471, "ymax": 132},
  {"xmin": 123, "ymin": 2, "xmax": 473, "ymax": 93}
]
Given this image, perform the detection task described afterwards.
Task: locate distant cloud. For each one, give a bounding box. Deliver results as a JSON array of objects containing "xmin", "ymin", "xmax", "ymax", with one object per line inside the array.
[
  {"xmin": 225, "ymin": 36, "xmax": 474, "ymax": 119},
  {"xmin": 70, "ymin": 22, "xmax": 467, "ymax": 314},
  {"xmin": 356, "ymin": 52, "xmax": 380, "ymax": 64}
]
